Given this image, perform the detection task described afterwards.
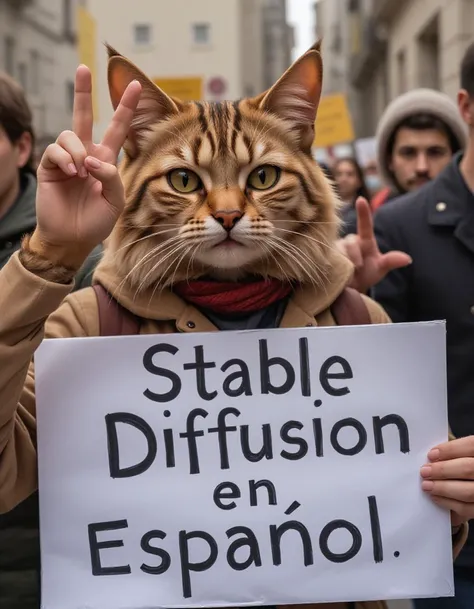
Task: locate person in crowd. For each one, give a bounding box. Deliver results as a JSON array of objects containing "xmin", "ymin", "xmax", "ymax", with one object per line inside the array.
[
  {"xmin": 0, "ymin": 71, "xmax": 102, "ymax": 281},
  {"xmin": 371, "ymin": 88, "xmax": 467, "ymax": 210},
  {"xmin": 333, "ymin": 156, "xmax": 370, "ymax": 236},
  {"xmin": 317, "ymin": 160, "xmax": 334, "ymax": 181},
  {"xmin": 0, "ymin": 70, "xmax": 102, "ymax": 609},
  {"xmin": 364, "ymin": 160, "xmax": 384, "ymax": 198},
  {"xmin": 338, "ymin": 42, "xmax": 474, "ymax": 609}
]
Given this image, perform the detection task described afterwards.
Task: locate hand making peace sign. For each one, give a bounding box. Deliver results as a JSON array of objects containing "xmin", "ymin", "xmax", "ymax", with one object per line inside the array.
[
  {"xmin": 32, "ymin": 65, "xmax": 142, "ymax": 268},
  {"xmin": 337, "ymin": 197, "xmax": 412, "ymax": 293}
]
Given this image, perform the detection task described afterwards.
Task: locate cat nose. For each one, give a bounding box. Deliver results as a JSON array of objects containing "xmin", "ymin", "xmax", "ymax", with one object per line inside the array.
[{"xmin": 212, "ymin": 209, "xmax": 243, "ymax": 231}]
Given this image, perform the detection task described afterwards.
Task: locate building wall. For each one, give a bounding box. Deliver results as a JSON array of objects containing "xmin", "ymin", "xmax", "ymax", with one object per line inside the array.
[
  {"xmin": 315, "ymin": 0, "xmax": 348, "ymax": 96},
  {"xmin": 240, "ymin": 0, "xmax": 265, "ymax": 98},
  {"xmin": 387, "ymin": 0, "xmax": 474, "ymax": 100},
  {"xmin": 86, "ymin": 0, "xmax": 292, "ymax": 139},
  {"xmin": 0, "ymin": 0, "xmax": 79, "ymax": 149},
  {"xmin": 262, "ymin": 0, "xmax": 293, "ymax": 90},
  {"xmin": 86, "ymin": 0, "xmax": 256, "ymax": 138},
  {"xmin": 348, "ymin": 0, "xmax": 474, "ymax": 138}
]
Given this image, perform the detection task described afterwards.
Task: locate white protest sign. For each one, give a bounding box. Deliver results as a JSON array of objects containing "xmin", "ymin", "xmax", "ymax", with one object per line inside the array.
[{"xmin": 35, "ymin": 321, "xmax": 453, "ymax": 609}]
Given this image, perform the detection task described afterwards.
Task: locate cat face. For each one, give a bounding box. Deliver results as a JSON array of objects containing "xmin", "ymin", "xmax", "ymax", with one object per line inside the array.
[{"xmin": 105, "ymin": 44, "xmax": 340, "ymax": 290}]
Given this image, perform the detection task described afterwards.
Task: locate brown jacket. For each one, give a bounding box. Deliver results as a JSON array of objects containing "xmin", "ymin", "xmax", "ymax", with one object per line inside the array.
[{"xmin": 0, "ymin": 250, "xmax": 467, "ymax": 609}]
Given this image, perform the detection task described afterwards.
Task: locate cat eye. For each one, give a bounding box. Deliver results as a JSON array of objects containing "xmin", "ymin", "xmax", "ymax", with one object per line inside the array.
[
  {"xmin": 168, "ymin": 169, "xmax": 202, "ymax": 193},
  {"xmin": 247, "ymin": 165, "xmax": 281, "ymax": 191}
]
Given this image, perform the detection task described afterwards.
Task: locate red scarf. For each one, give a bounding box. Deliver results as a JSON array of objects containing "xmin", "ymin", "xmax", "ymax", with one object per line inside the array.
[{"xmin": 173, "ymin": 279, "xmax": 293, "ymax": 315}]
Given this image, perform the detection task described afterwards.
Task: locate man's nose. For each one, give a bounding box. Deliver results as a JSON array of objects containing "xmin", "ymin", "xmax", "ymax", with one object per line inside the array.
[{"xmin": 415, "ymin": 152, "xmax": 429, "ymax": 174}]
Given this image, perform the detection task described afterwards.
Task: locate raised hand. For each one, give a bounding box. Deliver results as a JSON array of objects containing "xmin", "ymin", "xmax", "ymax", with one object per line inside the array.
[
  {"xmin": 33, "ymin": 65, "xmax": 141, "ymax": 268},
  {"xmin": 336, "ymin": 197, "xmax": 412, "ymax": 293}
]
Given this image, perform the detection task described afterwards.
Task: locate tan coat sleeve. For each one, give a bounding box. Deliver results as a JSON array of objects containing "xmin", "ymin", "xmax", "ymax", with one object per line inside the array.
[
  {"xmin": 361, "ymin": 293, "xmax": 392, "ymax": 324},
  {"xmin": 0, "ymin": 252, "xmax": 98, "ymax": 512}
]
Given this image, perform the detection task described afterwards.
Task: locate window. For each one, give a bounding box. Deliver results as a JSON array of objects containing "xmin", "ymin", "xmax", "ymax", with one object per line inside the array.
[
  {"xmin": 134, "ymin": 24, "xmax": 151, "ymax": 45},
  {"xmin": 63, "ymin": 0, "xmax": 72, "ymax": 35},
  {"xmin": 66, "ymin": 80, "xmax": 75, "ymax": 113},
  {"xmin": 30, "ymin": 50, "xmax": 40, "ymax": 95},
  {"xmin": 18, "ymin": 63, "xmax": 28, "ymax": 91},
  {"xmin": 5, "ymin": 37, "xmax": 15, "ymax": 75},
  {"xmin": 193, "ymin": 23, "xmax": 210, "ymax": 45},
  {"xmin": 397, "ymin": 49, "xmax": 407, "ymax": 95}
]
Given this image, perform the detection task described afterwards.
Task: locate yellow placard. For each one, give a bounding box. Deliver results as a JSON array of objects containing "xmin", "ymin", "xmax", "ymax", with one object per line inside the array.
[
  {"xmin": 314, "ymin": 93, "xmax": 355, "ymax": 148},
  {"xmin": 77, "ymin": 6, "xmax": 98, "ymax": 120},
  {"xmin": 153, "ymin": 77, "xmax": 203, "ymax": 101}
]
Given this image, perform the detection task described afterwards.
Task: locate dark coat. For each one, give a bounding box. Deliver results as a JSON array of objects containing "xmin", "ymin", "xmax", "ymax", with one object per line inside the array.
[
  {"xmin": 339, "ymin": 203, "xmax": 358, "ymax": 237},
  {"xmin": 373, "ymin": 153, "xmax": 474, "ymax": 571}
]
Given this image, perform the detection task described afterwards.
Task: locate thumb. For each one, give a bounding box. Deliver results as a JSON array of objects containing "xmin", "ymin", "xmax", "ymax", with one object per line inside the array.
[
  {"xmin": 84, "ymin": 156, "xmax": 125, "ymax": 212},
  {"xmin": 379, "ymin": 250, "xmax": 412, "ymax": 274}
]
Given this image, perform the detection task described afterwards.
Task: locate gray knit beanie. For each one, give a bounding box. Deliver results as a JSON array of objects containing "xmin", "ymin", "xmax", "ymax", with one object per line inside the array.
[{"xmin": 376, "ymin": 88, "xmax": 468, "ymax": 190}]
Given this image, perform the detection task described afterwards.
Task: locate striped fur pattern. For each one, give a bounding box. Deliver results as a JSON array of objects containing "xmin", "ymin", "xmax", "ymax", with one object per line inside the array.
[{"xmin": 102, "ymin": 43, "xmax": 341, "ymax": 292}]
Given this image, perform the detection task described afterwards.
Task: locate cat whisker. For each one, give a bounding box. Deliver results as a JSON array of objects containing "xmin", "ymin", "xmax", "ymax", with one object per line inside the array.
[
  {"xmin": 273, "ymin": 227, "xmax": 333, "ymax": 250},
  {"xmin": 168, "ymin": 244, "xmax": 195, "ymax": 292},
  {"xmin": 267, "ymin": 237, "xmax": 320, "ymax": 289},
  {"xmin": 256, "ymin": 241, "xmax": 293, "ymax": 286},
  {"xmin": 112, "ymin": 235, "xmax": 185, "ymax": 301},
  {"xmin": 271, "ymin": 227, "xmax": 346, "ymax": 262},
  {"xmin": 270, "ymin": 234, "xmax": 324, "ymax": 275},
  {"xmin": 185, "ymin": 242, "xmax": 203, "ymax": 284},
  {"xmin": 270, "ymin": 219, "xmax": 339, "ymax": 225},
  {"xmin": 122, "ymin": 222, "xmax": 183, "ymax": 228},
  {"xmin": 148, "ymin": 242, "xmax": 194, "ymax": 300},
  {"xmin": 114, "ymin": 227, "xmax": 180, "ymax": 255},
  {"xmin": 135, "ymin": 241, "xmax": 190, "ymax": 299}
]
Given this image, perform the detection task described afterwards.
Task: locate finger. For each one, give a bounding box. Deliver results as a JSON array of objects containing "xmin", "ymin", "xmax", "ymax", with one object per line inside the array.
[
  {"xmin": 431, "ymin": 496, "xmax": 472, "ymax": 526},
  {"xmin": 73, "ymin": 65, "xmax": 93, "ymax": 146},
  {"xmin": 378, "ymin": 251, "xmax": 413, "ymax": 274},
  {"xmin": 422, "ymin": 479, "xmax": 474, "ymax": 503},
  {"xmin": 57, "ymin": 131, "xmax": 89, "ymax": 178},
  {"xmin": 84, "ymin": 157, "xmax": 125, "ymax": 213},
  {"xmin": 356, "ymin": 197, "xmax": 375, "ymax": 242},
  {"xmin": 421, "ymin": 457, "xmax": 474, "ymax": 481},
  {"xmin": 40, "ymin": 144, "xmax": 78, "ymax": 176},
  {"xmin": 428, "ymin": 436, "xmax": 474, "ymax": 462},
  {"xmin": 101, "ymin": 80, "xmax": 142, "ymax": 158},
  {"xmin": 343, "ymin": 234, "xmax": 364, "ymax": 269}
]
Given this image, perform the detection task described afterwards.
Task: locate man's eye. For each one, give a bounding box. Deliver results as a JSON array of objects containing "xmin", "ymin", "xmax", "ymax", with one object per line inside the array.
[{"xmin": 428, "ymin": 148, "xmax": 448, "ymax": 158}]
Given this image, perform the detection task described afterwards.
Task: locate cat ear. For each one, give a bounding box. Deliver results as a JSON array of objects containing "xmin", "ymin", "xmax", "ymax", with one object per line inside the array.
[
  {"xmin": 259, "ymin": 48, "xmax": 322, "ymax": 150},
  {"xmin": 106, "ymin": 44, "xmax": 181, "ymax": 158},
  {"xmin": 309, "ymin": 39, "xmax": 323, "ymax": 54}
]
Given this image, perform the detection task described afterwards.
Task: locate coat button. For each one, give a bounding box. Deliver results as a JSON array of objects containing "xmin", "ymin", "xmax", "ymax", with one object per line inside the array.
[
  {"xmin": 186, "ymin": 321, "xmax": 196, "ymax": 329},
  {"xmin": 436, "ymin": 202, "xmax": 447, "ymax": 212}
]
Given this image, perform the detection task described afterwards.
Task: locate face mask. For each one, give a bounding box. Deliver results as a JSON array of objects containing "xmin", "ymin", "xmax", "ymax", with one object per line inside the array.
[{"xmin": 366, "ymin": 174, "xmax": 382, "ymax": 192}]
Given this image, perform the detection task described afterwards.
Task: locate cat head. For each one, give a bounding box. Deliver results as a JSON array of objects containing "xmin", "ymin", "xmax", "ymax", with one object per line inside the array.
[{"xmin": 104, "ymin": 42, "xmax": 340, "ymax": 290}]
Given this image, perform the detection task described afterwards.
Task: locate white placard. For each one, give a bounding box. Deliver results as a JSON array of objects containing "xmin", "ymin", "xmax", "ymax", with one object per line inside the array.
[{"xmin": 35, "ymin": 321, "xmax": 453, "ymax": 609}]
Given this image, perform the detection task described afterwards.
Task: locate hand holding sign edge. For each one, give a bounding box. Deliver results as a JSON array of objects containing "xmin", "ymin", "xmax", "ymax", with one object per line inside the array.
[
  {"xmin": 421, "ymin": 436, "xmax": 474, "ymax": 530},
  {"xmin": 32, "ymin": 65, "xmax": 142, "ymax": 269}
]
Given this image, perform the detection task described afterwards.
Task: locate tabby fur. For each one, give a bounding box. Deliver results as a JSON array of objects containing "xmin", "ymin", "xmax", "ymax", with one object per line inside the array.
[{"xmin": 99, "ymin": 42, "xmax": 341, "ymax": 295}]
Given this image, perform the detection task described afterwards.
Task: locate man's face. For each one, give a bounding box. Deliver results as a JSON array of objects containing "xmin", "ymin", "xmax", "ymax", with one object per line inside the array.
[
  {"xmin": 0, "ymin": 126, "xmax": 21, "ymax": 199},
  {"xmin": 0, "ymin": 126, "xmax": 32, "ymax": 200},
  {"xmin": 389, "ymin": 127, "xmax": 452, "ymax": 193}
]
